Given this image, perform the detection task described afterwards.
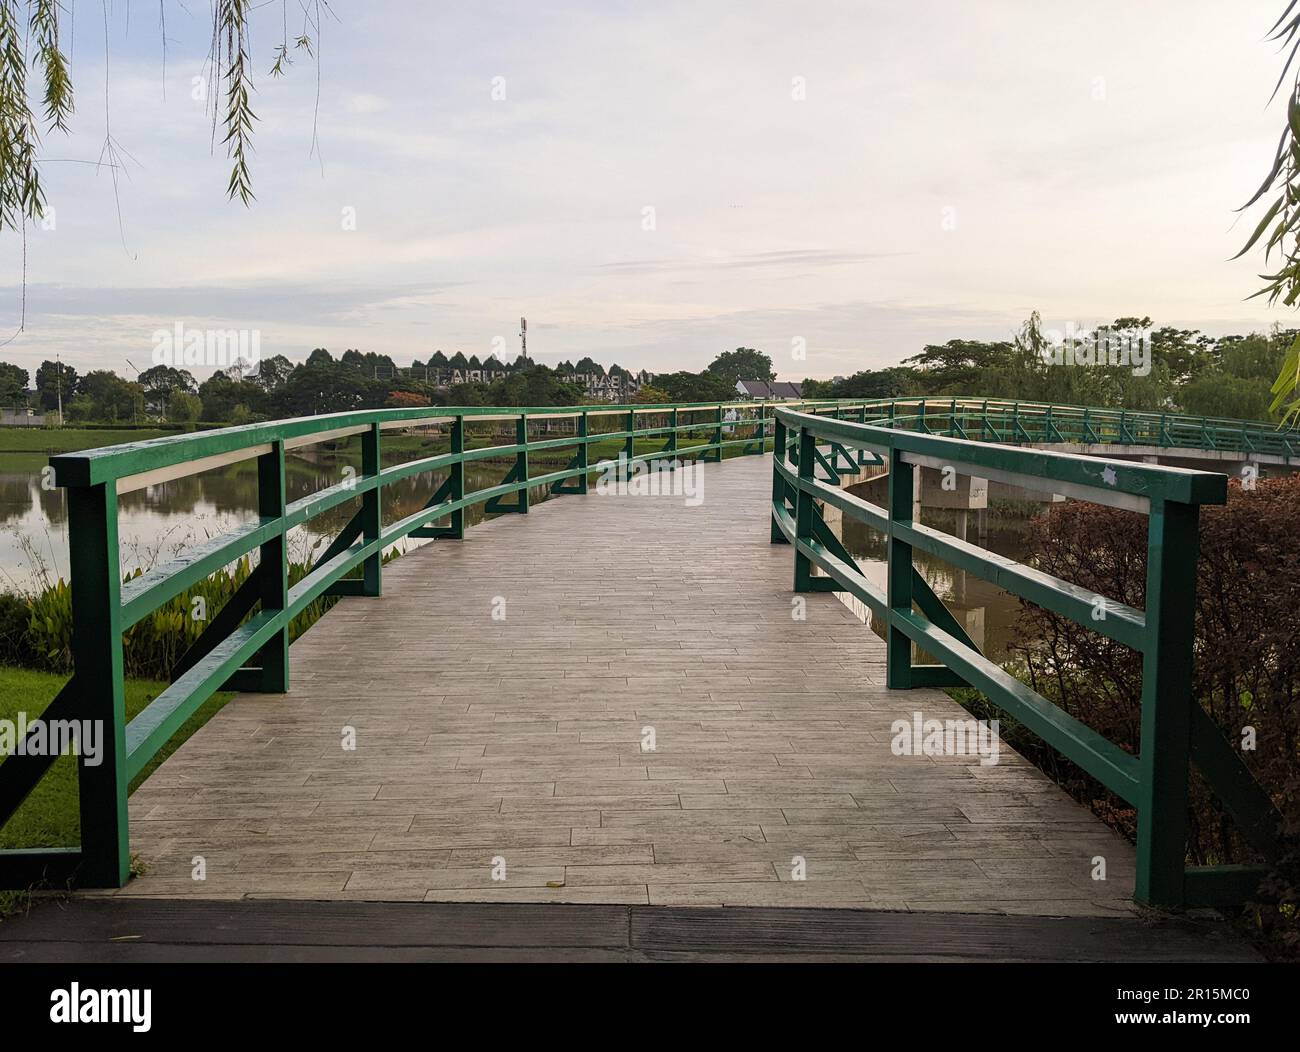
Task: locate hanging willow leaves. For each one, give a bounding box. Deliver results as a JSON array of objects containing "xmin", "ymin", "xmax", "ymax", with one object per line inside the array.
[
  {"xmin": 0, "ymin": 0, "xmax": 55, "ymax": 230},
  {"xmin": 212, "ymin": 0, "xmax": 258, "ymax": 205},
  {"xmin": 1242, "ymin": 3, "xmax": 1300, "ymax": 422},
  {"xmin": 0, "ymin": 1, "xmax": 321, "ymax": 234}
]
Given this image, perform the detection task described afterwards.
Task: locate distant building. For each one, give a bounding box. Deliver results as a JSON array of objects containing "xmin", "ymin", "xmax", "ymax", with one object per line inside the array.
[{"xmin": 735, "ymin": 379, "xmax": 802, "ymax": 400}]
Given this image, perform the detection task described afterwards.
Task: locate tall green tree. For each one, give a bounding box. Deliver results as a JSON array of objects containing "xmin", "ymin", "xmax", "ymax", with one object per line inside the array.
[
  {"xmin": 0, "ymin": 360, "xmax": 29, "ymax": 403},
  {"xmin": 75, "ymin": 371, "xmax": 142, "ymax": 423},
  {"xmin": 33, "ymin": 359, "xmax": 76, "ymax": 411},
  {"xmin": 251, "ymin": 354, "xmax": 295, "ymax": 391},
  {"xmin": 706, "ymin": 348, "xmax": 774, "ymax": 385},
  {"xmin": 167, "ymin": 390, "xmax": 204, "ymax": 429},
  {"xmin": 198, "ymin": 373, "xmax": 269, "ymax": 421},
  {"xmin": 137, "ymin": 365, "xmax": 197, "ymax": 412},
  {"xmin": 480, "ymin": 366, "xmax": 583, "ymax": 407},
  {"xmin": 902, "ymin": 339, "xmax": 1015, "ymax": 394},
  {"xmin": 653, "ymin": 370, "xmax": 737, "ymax": 403},
  {"xmin": 803, "ymin": 368, "xmax": 913, "ymax": 400}
]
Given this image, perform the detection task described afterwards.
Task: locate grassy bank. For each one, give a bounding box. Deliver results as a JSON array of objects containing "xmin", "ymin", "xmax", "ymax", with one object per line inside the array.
[
  {"xmin": 0, "ymin": 666, "xmax": 233, "ymax": 853},
  {"xmin": 0, "ymin": 427, "xmax": 173, "ymax": 454}
]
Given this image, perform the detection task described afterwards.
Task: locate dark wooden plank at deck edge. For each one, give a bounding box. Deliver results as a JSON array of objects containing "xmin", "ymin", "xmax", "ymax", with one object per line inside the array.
[
  {"xmin": 0, "ymin": 899, "xmax": 628, "ymax": 950},
  {"xmin": 629, "ymin": 906, "xmax": 1262, "ymax": 963},
  {"xmin": 0, "ymin": 899, "xmax": 1261, "ymax": 962}
]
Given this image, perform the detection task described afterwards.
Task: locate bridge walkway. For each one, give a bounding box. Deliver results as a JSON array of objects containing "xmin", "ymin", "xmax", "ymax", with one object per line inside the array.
[{"xmin": 106, "ymin": 455, "xmax": 1138, "ymax": 915}]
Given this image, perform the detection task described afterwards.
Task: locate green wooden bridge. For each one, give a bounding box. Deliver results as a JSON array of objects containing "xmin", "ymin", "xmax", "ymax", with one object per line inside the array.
[{"xmin": 0, "ymin": 397, "xmax": 1290, "ymax": 916}]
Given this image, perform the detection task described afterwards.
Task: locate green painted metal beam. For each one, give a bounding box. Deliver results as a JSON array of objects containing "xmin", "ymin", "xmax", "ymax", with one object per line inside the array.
[
  {"xmin": 771, "ymin": 401, "xmax": 1281, "ymax": 910},
  {"xmin": 0, "ymin": 848, "xmax": 82, "ymax": 887},
  {"xmin": 891, "ymin": 609, "xmax": 1143, "ymax": 802},
  {"xmin": 0, "ymin": 679, "xmax": 78, "ymax": 829},
  {"xmin": 125, "ymin": 611, "xmax": 282, "ymax": 781},
  {"xmin": 11, "ymin": 391, "xmax": 1284, "ymax": 896},
  {"xmin": 1183, "ymin": 865, "xmax": 1272, "ymax": 907},
  {"xmin": 68, "ymin": 483, "xmax": 130, "ymax": 888},
  {"xmin": 1188, "ymin": 705, "xmax": 1284, "ymax": 861}
]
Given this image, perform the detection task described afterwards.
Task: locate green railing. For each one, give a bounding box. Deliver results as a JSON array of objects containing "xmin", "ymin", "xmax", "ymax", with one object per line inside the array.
[
  {"xmin": 0, "ymin": 394, "xmax": 1289, "ymax": 891},
  {"xmin": 799, "ymin": 396, "xmax": 1298, "ymax": 462},
  {"xmin": 770, "ymin": 405, "xmax": 1287, "ymax": 908},
  {"xmin": 0, "ymin": 398, "xmax": 796, "ymax": 889}
]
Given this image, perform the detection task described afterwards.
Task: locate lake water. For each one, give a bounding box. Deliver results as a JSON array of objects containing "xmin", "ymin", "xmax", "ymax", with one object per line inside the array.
[
  {"xmin": 0, "ymin": 435, "xmax": 559, "ymax": 595},
  {"xmin": 0, "ymin": 444, "xmax": 1031, "ymax": 663},
  {"xmin": 835, "ymin": 504, "xmax": 1031, "ymax": 665}
]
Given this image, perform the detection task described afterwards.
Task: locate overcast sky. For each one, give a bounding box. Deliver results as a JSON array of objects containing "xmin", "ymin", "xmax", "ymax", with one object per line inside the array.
[{"xmin": 0, "ymin": 0, "xmax": 1290, "ymax": 381}]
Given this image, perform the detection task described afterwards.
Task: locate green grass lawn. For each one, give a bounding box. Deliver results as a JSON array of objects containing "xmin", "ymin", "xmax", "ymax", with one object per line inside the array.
[
  {"xmin": 0, "ymin": 666, "xmax": 232, "ymax": 852},
  {"xmin": 0, "ymin": 427, "xmax": 173, "ymax": 454}
]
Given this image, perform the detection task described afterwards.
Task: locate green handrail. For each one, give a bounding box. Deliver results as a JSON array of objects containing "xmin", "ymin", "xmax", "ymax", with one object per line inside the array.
[
  {"xmin": 0, "ymin": 393, "xmax": 1290, "ymax": 891},
  {"xmin": 0, "ymin": 399, "xmax": 786, "ymax": 888},
  {"xmin": 770, "ymin": 406, "xmax": 1285, "ymax": 910}
]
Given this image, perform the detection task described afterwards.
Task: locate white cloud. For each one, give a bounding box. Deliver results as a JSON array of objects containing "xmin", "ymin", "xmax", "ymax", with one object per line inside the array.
[{"xmin": 0, "ymin": 0, "xmax": 1289, "ymax": 380}]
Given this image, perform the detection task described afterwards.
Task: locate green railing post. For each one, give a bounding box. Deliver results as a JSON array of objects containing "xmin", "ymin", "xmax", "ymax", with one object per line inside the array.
[
  {"xmin": 577, "ymin": 412, "xmax": 590, "ymax": 493},
  {"xmin": 447, "ymin": 414, "xmax": 466, "ymax": 538},
  {"xmin": 885, "ymin": 445, "xmax": 914, "ymax": 690},
  {"xmin": 256, "ymin": 441, "xmax": 289, "ymax": 692},
  {"xmin": 623, "ymin": 410, "xmax": 636, "ymax": 478},
  {"xmin": 754, "ymin": 402, "xmax": 766, "ymax": 454},
  {"xmin": 516, "ymin": 414, "xmax": 531, "ymax": 513},
  {"xmin": 771, "ymin": 416, "xmax": 789, "ymax": 544},
  {"xmin": 1134, "ymin": 498, "xmax": 1200, "ymax": 907},
  {"xmin": 713, "ymin": 404, "xmax": 724, "ymax": 461},
  {"xmin": 361, "ymin": 422, "xmax": 383, "ymax": 596},
  {"xmin": 68, "ymin": 483, "xmax": 130, "ymax": 887},
  {"xmin": 792, "ymin": 426, "xmax": 816, "ymax": 589}
]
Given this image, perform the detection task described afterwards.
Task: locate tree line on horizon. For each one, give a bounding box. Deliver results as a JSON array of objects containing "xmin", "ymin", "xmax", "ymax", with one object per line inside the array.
[
  {"xmin": 0, "ymin": 346, "xmax": 776, "ymax": 426},
  {"xmin": 0, "ymin": 322, "xmax": 1290, "ymax": 427},
  {"xmin": 801, "ymin": 314, "xmax": 1296, "ymax": 424}
]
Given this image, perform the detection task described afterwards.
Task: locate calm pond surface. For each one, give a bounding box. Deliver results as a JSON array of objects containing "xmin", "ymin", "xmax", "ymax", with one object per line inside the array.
[
  {"xmin": 0, "ymin": 433, "xmax": 560, "ymax": 595},
  {"xmin": 0, "ymin": 442, "xmax": 1033, "ymax": 663},
  {"xmin": 837, "ymin": 505, "xmax": 1031, "ymax": 665}
]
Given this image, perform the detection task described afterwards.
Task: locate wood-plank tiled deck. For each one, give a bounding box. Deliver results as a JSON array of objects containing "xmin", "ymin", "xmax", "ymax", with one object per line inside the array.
[{"xmin": 111, "ymin": 454, "xmax": 1138, "ymax": 915}]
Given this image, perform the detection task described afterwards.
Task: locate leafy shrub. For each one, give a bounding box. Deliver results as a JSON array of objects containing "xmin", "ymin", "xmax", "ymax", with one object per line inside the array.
[
  {"xmin": 1013, "ymin": 474, "xmax": 1300, "ymax": 952},
  {"xmin": 0, "ymin": 591, "xmax": 33, "ymax": 665},
  {"xmin": 12, "ymin": 552, "xmax": 361, "ymax": 682}
]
